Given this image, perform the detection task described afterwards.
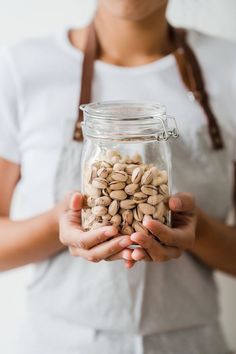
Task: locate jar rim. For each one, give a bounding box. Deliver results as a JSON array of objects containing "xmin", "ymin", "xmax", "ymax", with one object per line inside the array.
[{"xmin": 80, "ymin": 100, "xmax": 166, "ymax": 120}]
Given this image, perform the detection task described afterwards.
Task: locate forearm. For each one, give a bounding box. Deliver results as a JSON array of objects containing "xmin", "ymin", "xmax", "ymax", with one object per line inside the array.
[
  {"xmin": 191, "ymin": 209, "xmax": 236, "ymax": 276},
  {"xmin": 0, "ymin": 210, "xmax": 65, "ymax": 271}
]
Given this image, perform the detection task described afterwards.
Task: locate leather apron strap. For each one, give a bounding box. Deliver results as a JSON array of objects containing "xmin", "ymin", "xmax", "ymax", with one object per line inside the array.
[{"xmin": 73, "ymin": 22, "xmax": 98, "ymax": 141}]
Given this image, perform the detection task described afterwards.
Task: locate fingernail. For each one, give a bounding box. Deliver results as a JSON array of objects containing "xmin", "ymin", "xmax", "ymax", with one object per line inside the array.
[
  {"xmin": 172, "ymin": 197, "xmax": 182, "ymax": 209},
  {"xmin": 119, "ymin": 239, "xmax": 130, "ymax": 247}
]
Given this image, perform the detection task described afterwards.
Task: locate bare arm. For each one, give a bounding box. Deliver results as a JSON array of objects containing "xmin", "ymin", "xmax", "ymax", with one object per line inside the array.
[
  {"xmin": 0, "ymin": 157, "xmax": 65, "ymax": 272},
  {"xmin": 191, "ymin": 209, "xmax": 236, "ymax": 276}
]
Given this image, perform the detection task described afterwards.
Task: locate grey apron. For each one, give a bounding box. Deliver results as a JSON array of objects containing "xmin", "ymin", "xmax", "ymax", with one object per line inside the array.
[{"xmin": 25, "ymin": 22, "xmax": 230, "ymax": 353}]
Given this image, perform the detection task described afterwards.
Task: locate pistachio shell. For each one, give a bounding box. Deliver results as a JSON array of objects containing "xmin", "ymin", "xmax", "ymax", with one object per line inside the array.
[
  {"xmin": 122, "ymin": 210, "xmax": 133, "ymax": 225},
  {"xmin": 159, "ymin": 184, "xmax": 169, "ymax": 196},
  {"xmin": 97, "ymin": 167, "xmax": 109, "ymax": 178},
  {"xmin": 95, "ymin": 196, "xmax": 112, "ymax": 207},
  {"xmin": 92, "ymin": 206, "xmax": 108, "ymax": 216},
  {"xmin": 113, "ymin": 163, "xmax": 126, "ymax": 171},
  {"xmin": 109, "ymin": 181, "xmax": 126, "ymax": 190},
  {"xmin": 92, "ymin": 178, "xmax": 108, "ymax": 189},
  {"xmin": 102, "ymin": 214, "xmax": 112, "ymax": 221},
  {"xmin": 133, "ymin": 207, "xmax": 144, "ymax": 222},
  {"xmin": 147, "ymin": 194, "xmax": 164, "ymax": 206},
  {"xmin": 132, "ymin": 167, "xmax": 143, "ymax": 184},
  {"xmin": 124, "ymin": 183, "xmax": 139, "ymax": 195},
  {"xmin": 121, "ymin": 224, "xmax": 134, "ymax": 235},
  {"xmin": 141, "ymin": 185, "xmax": 158, "ymax": 196},
  {"xmin": 110, "ymin": 190, "xmax": 127, "ymax": 200},
  {"xmin": 87, "ymin": 197, "xmax": 96, "ymax": 207},
  {"xmin": 153, "ymin": 202, "xmax": 166, "ymax": 221},
  {"xmin": 111, "ymin": 214, "xmax": 122, "ymax": 226},
  {"xmin": 141, "ymin": 170, "xmax": 153, "ymax": 185},
  {"xmin": 138, "ymin": 203, "xmax": 155, "ymax": 215},
  {"xmin": 120, "ymin": 199, "xmax": 136, "ymax": 210},
  {"xmin": 132, "ymin": 221, "xmax": 149, "ymax": 235},
  {"xmin": 133, "ymin": 192, "xmax": 148, "ymax": 203},
  {"xmin": 108, "ymin": 200, "xmax": 119, "ymax": 216},
  {"xmin": 111, "ymin": 171, "xmax": 128, "ymax": 182},
  {"xmin": 86, "ymin": 184, "xmax": 102, "ymax": 198},
  {"xmin": 126, "ymin": 164, "xmax": 138, "ymax": 174},
  {"xmin": 132, "ymin": 153, "xmax": 142, "ymax": 164}
]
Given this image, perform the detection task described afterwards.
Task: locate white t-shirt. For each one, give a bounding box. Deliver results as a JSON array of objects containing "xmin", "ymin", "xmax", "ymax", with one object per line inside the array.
[
  {"xmin": 0, "ymin": 29, "xmax": 235, "ymax": 350},
  {"xmin": 0, "ymin": 30, "xmax": 235, "ymax": 220}
]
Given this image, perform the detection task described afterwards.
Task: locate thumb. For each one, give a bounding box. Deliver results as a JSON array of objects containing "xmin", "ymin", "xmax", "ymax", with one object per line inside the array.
[
  {"xmin": 169, "ymin": 192, "xmax": 195, "ymax": 212},
  {"xmin": 69, "ymin": 192, "xmax": 84, "ymax": 211}
]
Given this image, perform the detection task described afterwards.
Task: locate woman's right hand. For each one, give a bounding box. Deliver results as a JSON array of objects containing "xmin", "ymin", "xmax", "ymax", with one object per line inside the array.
[{"xmin": 59, "ymin": 192, "xmax": 135, "ymax": 264}]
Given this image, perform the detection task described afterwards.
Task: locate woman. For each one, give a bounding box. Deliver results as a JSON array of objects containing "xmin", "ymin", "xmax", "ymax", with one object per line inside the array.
[{"xmin": 0, "ymin": 0, "xmax": 236, "ymax": 353}]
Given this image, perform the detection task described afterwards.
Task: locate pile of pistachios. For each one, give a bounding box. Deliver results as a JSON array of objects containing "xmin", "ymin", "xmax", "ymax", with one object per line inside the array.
[{"xmin": 82, "ymin": 150, "xmax": 169, "ymax": 235}]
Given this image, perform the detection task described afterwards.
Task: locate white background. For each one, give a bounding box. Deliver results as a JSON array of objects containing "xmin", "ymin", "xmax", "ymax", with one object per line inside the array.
[{"xmin": 0, "ymin": 0, "xmax": 236, "ymax": 352}]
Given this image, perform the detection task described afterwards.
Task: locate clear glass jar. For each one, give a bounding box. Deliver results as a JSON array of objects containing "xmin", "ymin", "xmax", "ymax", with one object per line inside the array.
[{"xmin": 80, "ymin": 101, "xmax": 179, "ymax": 235}]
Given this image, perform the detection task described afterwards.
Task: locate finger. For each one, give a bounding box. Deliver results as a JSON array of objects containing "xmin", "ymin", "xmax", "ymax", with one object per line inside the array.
[
  {"xmin": 75, "ymin": 236, "xmax": 132, "ymax": 262},
  {"xmin": 130, "ymin": 232, "xmax": 182, "ymax": 261},
  {"xmin": 69, "ymin": 192, "xmax": 84, "ymax": 211},
  {"xmin": 75, "ymin": 225, "xmax": 119, "ymax": 250},
  {"xmin": 105, "ymin": 248, "xmax": 133, "ymax": 261},
  {"xmin": 169, "ymin": 193, "xmax": 195, "ymax": 213},
  {"xmin": 131, "ymin": 248, "xmax": 151, "ymax": 262},
  {"xmin": 124, "ymin": 260, "xmax": 136, "ymax": 268},
  {"xmin": 143, "ymin": 219, "xmax": 194, "ymax": 249}
]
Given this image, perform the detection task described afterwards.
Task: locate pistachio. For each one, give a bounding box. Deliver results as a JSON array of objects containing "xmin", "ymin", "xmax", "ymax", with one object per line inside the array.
[
  {"xmin": 158, "ymin": 170, "xmax": 168, "ymax": 184},
  {"xmin": 127, "ymin": 175, "xmax": 132, "ymax": 184},
  {"xmin": 132, "ymin": 221, "xmax": 149, "ymax": 235},
  {"xmin": 102, "ymin": 214, "xmax": 112, "ymax": 221},
  {"xmin": 113, "ymin": 163, "xmax": 126, "ymax": 171},
  {"xmin": 132, "ymin": 167, "xmax": 143, "ymax": 183},
  {"xmin": 110, "ymin": 190, "xmax": 127, "ymax": 200},
  {"xmin": 132, "ymin": 153, "xmax": 142, "ymax": 164},
  {"xmin": 126, "ymin": 164, "xmax": 138, "ymax": 174},
  {"xmin": 149, "ymin": 166, "xmax": 159, "ymax": 177},
  {"xmin": 147, "ymin": 194, "xmax": 165, "ymax": 206},
  {"xmin": 133, "ymin": 207, "xmax": 144, "ymax": 222},
  {"xmin": 97, "ymin": 167, "xmax": 109, "ymax": 178},
  {"xmin": 111, "ymin": 171, "xmax": 128, "ymax": 182},
  {"xmin": 133, "ymin": 192, "xmax": 148, "ymax": 203},
  {"xmin": 108, "ymin": 200, "xmax": 119, "ymax": 216},
  {"xmin": 111, "ymin": 214, "xmax": 122, "ymax": 227},
  {"xmin": 138, "ymin": 203, "xmax": 155, "ymax": 215},
  {"xmin": 92, "ymin": 206, "xmax": 108, "ymax": 217},
  {"xmin": 153, "ymin": 202, "xmax": 166, "ymax": 221},
  {"xmin": 125, "ymin": 183, "xmax": 139, "ymax": 196},
  {"xmin": 121, "ymin": 224, "xmax": 134, "ymax": 235},
  {"xmin": 92, "ymin": 178, "xmax": 108, "ymax": 189},
  {"xmin": 95, "ymin": 196, "xmax": 112, "ymax": 207},
  {"xmin": 101, "ymin": 161, "xmax": 112, "ymax": 168},
  {"xmin": 86, "ymin": 166, "xmax": 97, "ymax": 183},
  {"xmin": 86, "ymin": 184, "xmax": 101, "ymax": 198},
  {"xmin": 87, "ymin": 197, "xmax": 96, "ymax": 207},
  {"xmin": 109, "ymin": 181, "xmax": 126, "ymax": 190},
  {"xmin": 141, "ymin": 185, "xmax": 158, "ymax": 196},
  {"xmin": 122, "ymin": 210, "xmax": 133, "ymax": 225},
  {"xmin": 120, "ymin": 199, "xmax": 136, "ymax": 210},
  {"xmin": 106, "ymin": 149, "xmax": 121, "ymax": 160},
  {"xmin": 141, "ymin": 170, "xmax": 153, "ymax": 185},
  {"xmin": 159, "ymin": 184, "xmax": 169, "ymax": 196}
]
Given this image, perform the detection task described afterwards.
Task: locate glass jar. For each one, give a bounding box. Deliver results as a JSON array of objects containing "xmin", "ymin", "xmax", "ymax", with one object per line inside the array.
[{"xmin": 80, "ymin": 101, "xmax": 179, "ymax": 235}]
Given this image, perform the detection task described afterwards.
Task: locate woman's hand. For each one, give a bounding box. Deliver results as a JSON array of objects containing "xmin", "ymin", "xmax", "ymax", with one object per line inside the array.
[
  {"xmin": 59, "ymin": 192, "xmax": 133, "ymax": 263},
  {"xmin": 129, "ymin": 193, "xmax": 197, "ymax": 265}
]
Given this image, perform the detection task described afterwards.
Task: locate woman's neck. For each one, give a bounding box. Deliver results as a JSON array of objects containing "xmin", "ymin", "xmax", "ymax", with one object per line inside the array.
[{"xmin": 94, "ymin": 5, "xmax": 173, "ymax": 66}]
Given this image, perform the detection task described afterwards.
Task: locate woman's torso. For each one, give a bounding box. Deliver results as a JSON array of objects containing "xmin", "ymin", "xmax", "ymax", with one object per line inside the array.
[{"xmin": 3, "ymin": 29, "xmax": 236, "ymax": 339}]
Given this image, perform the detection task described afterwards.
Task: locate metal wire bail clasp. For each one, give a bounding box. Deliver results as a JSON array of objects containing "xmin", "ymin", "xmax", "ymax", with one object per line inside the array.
[{"xmin": 166, "ymin": 115, "xmax": 179, "ymax": 139}]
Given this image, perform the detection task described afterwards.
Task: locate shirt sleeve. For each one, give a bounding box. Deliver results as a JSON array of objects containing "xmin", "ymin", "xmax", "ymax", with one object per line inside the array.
[{"xmin": 0, "ymin": 48, "xmax": 21, "ymax": 164}]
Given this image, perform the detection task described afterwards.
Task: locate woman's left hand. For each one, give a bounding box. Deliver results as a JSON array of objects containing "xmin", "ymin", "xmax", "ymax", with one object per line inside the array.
[{"xmin": 122, "ymin": 193, "xmax": 197, "ymax": 268}]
